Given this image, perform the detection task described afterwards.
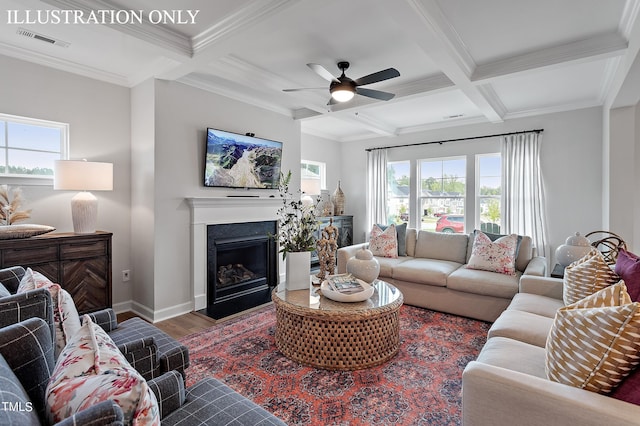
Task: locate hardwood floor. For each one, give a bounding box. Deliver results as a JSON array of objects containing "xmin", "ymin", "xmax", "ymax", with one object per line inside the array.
[{"xmin": 116, "ymin": 302, "xmax": 273, "ymax": 339}]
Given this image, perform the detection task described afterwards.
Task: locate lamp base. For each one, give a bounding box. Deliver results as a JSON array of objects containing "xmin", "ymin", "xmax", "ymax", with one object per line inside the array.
[{"xmin": 70, "ymin": 192, "xmax": 98, "ymax": 234}]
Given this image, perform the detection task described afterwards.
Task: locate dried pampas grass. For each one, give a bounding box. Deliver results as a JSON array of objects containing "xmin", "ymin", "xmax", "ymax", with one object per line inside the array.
[{"xmin": 0, "ymin": 185, "xmax": 32, "ymax": 225}]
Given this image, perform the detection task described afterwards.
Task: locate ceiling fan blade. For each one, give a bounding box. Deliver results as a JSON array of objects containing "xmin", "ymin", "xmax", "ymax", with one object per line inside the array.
[
  {"xmin": 354, "ymin": 68, "xmax": 400, "ymax": 86},
  {"xmin": 282, "ymin": 87, "xmax": 326, "ymax": 92},
  {"xmin": 356, "ymin": 87, "xmax": 395, "ymax": 101},
  {"xmin": 307, "ymin": 63, "xmax": 340, "ymax": 83},
  {"xmin": 327, "ymin": 97, "xmax": 338, "ymax": 106}
]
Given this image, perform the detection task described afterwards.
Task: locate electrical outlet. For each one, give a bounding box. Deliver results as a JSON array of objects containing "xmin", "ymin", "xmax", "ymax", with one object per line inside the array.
[{"xmin": 122, "ymin": 270, "xmax": 130, "ymax": 282}]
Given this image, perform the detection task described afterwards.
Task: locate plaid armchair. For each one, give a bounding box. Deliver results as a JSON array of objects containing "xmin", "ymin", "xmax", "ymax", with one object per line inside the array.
[{"xmin": 0, "ymin": 266, "xmax": 188, "ymax": 382}]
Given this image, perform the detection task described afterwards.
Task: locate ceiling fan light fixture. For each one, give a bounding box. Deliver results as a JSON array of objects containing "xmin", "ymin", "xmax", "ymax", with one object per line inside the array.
[{"xmin": 331, "ymin": 88, "xmax": 355, "ymax": 102}]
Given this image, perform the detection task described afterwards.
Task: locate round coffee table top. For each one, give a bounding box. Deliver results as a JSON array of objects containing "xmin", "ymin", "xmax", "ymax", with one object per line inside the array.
[{"xmin": 273, "ymin": 279, "xmax": 403, "ymax": 315}]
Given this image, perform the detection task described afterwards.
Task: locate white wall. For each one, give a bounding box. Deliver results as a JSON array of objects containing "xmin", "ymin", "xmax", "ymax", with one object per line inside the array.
[
  {"xmin": 301, "ymin": 133, "xmax": 343, "ymax": 207},
  {"xmin": 138, "ymin": 80, "xmax": 300, "ymax": 319},
  {"xmin": 0, "ymin": 55, "xmax": 132, "ymax": 305},
  {"xmin": 338, "ymin": 107, "xmax": 604, "ymax": 266}
]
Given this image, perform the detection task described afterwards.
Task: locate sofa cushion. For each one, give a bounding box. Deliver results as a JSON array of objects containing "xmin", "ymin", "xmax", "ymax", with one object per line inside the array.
[
  {"xmin": 476, "ymin": 336, "xmax": 547, "ymax": 379},
  {"xmin": 447, "ymin": 267, "xmax": 520, "ymax": 299},
  {"xmin": 369, "ymin": 224, "xmax": 398, "ymax": 258},
  {"xmin": 375, "ymin": 256, "xmax": 412, "ymax": 279},
  {"xmin": 405, "ymin": 228, "xmax": 417, "ymax": 257},
  {"xmin": 546, "ymin": 283, "xmax": 640, "ymax": 394},
  {"xmin": 505, "ymin": 293, "xmax": 565, "ymax": 318},
  {"xmin": 392, "ymin": 258, "xmax": 461, "ymax": 286},
  {"xmin": 377, "ymin": 222, "xmax": 407, "ymax": 256},
  {"xmin": 46, "ymin": 315, "xmax": 160, "ymax": 425},
  {"xmin": 0, "ymin": 354, "xmax": 41, "ymax": 425},
  {"xmin": 0, "ymin": 266, "xmax": 26, "ymax": 294},
  {"xmin": 0, "ymin": 317, "xmax": 55, "ymax": 423},
  {"xmin": 615, "ymin": 248, "xmax": 640, "ymax": 302},
  {"xmin": 563, "ymin": 248, "xmax": 619, "ymax": 305},
  {"xmin": 18, "ymin": 268, "xmax": 81, "ymax": 359},
  {"xmin": 488, "ymin": 310, "xmax": 554, "ymax": 347},
  {"xmin": 466, "ymin": 231, "xmax": 519, "ymax": 275},
  {"xmin": 414, "ymin": 230, "xmax": 468, "ymax": 264}
]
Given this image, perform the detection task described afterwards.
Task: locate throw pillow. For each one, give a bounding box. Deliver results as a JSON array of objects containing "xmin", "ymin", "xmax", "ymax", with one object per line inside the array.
[
  {"xmin": 369, "ymin": 224, "xmax": 398, "ymax": 259},
  {"xmin": 465, "ymin": 230, "xmax": 518, "ymax": 275},
  {"xmin": 376, "ymin": 223, "xmax": 407, "ymax": 256},
  {"xmin": 615, "ymin": 248, "xmax": 640, "ymax": 302},
  {"xmin": 563, "ymin": 248, "xmax": 620, "ymax": 305},
  {"xmin": 611, "ymin": 366, "xmax": 640, "ymax": 405},
  {"xmin": 0, "ymin": 282, "xmax": 10, "ymax": 298},
  {"xmin": 46, "ymin": 315, "xmax": 160, "ymax": 425},
  {"xmin": 17, "ymin": 268, "xmax": 81, "ymax": 359},
  {"xmin": 546, "ymin": 282, "xmax": 640, "ymax": 394}
]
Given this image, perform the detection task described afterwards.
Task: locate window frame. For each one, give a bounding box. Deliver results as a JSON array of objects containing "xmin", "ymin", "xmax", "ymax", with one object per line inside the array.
[
  {"xmin": 418, "ymin": 156, "xmax": 467, "ymax": 232},
  {"xmin": 300, "ymin": 159, "xmax": 326, "ymax": 194},
  {"xmin": 475, "ymin": 153, "xmax": 502, "ymax": 231},
  {"xmin": 0, "ymin": 113, "xmax": 69, "ymax": 185}
]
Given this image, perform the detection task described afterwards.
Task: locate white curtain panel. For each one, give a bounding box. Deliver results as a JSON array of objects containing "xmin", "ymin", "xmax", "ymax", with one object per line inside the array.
[
  {"xmin": 366, "ymin": 148, "xmax": 388, "ymax": 228},
  {"xmin": 501, "ymin": 132, "xmax": 548, "ymax": 257}
]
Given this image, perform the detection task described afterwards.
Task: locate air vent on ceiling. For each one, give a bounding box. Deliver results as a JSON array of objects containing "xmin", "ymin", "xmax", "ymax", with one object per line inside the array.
[
  {"xmin": 444, "ymin": 114, "xmax": 464, "ymax": 120},
  {"xmin": 17, "ymin": 28, "xmax": 70, "ymax": 48}
]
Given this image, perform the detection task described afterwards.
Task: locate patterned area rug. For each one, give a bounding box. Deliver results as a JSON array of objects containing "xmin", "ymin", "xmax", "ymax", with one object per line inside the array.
[{"xmin": 180, "ymin": 305, "xmax": 490, "ymax": 425}]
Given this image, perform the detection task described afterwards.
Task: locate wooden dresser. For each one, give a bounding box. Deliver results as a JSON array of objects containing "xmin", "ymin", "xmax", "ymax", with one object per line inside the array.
[{"xmin": 0, "ymin": 231, "xmax": 112, "ymax": 314}]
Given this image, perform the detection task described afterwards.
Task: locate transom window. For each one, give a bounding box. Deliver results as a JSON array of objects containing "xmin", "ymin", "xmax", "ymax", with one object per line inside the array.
[{"xmin": 0, "ymin": 113, "xmax": 68, "ymax": 178}]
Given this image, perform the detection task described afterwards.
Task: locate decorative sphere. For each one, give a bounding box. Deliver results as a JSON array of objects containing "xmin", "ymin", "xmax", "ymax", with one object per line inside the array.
[
  {"xmin": 346, "ymin": 248, "xmax": 380, "ymax": 283},
  {"xmin": 555, "ymin": 232, "xmax": 592, "ymax": 267}
]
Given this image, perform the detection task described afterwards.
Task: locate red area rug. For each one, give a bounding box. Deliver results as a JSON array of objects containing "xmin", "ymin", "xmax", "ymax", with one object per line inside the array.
[{"xmin": 180, "ymin": 305, "xmax": 489, "ymax": 425}]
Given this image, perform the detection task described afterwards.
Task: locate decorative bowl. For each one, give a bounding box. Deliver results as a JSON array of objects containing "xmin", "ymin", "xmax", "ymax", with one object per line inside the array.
[{"xmin": 320, "ymin": 279, "xmax": 375, "ymax": 302}]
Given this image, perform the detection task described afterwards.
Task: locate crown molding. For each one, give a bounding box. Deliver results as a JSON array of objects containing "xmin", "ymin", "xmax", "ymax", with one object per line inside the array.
[
  {"xmin": 192, "ymin": 0, "xmax": 299, "ymax": 53},
  {"xmin": 503, "ymin": 99, "xmax": 603, "ymax": 120},
  {"xmin": 40, "ymin": 0, "xmax": 193, "ymax": 57},
  {"xmin": 177, "ymin": 74, "xmax": 292, "ymax": 117},
  {"xmin": 0, "ymin": 41, "xmax": 129, "ymax": 86},
  {"xmin": 619, "ymin": 0, "xmax": 640, "ymax": 39}
]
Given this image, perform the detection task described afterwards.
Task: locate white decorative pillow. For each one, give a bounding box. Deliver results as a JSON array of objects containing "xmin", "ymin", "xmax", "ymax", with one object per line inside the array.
[
  {"xmin": 465, "ymin": 230, "xmax": 518, "ymax": 275},
  {"xmin": 369, "ymin": 224, "xmax": 398, "ymax": 259},
  {"xmin": 563, "ymin": 247, "xmax": 620, "ymax": 305},
  {"xmin": 17, "ymin": 268, "xmax": 81, "ymax": 359},
  {"xmin": 46, "ymin": 315, "xmax": 160, "ymax": 425},
  {"xmin": 546, "ymin": 282, "xmax": 640, "ymax": 394}
]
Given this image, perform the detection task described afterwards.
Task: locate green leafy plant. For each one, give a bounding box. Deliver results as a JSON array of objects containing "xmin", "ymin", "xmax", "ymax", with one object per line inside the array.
[{"xmin": 275, "ymin": 171, "xmax": 319, "ymax": 259}]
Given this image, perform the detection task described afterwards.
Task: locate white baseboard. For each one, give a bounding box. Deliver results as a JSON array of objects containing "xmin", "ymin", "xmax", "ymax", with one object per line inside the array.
[{"xmin": 110, "ymin": 300, "xmax": 193, "ymax": 323}]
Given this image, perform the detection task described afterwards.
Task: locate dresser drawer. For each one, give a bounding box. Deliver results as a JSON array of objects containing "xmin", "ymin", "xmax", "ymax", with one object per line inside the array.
[
  {"xmin": 60, "ymin": 239, "xmax": 108, "ymax": 260},
  {"xmin": 3, "ymin": 245, "xmax": 58, "ymax": 265}
]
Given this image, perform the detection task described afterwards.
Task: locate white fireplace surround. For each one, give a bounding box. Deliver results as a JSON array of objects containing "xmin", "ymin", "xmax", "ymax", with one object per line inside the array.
[{"xmin": 186, "ymin": 197, "xmax": 282, "ymax": 311}]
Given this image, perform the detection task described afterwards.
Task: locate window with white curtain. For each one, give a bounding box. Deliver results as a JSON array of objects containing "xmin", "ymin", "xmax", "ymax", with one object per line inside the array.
[
  {"xmin": 386, "ymin": 160, "xmax": 410, "ymax": 224},
  {"xmin": 0, "ymin": 113, "xmax": 68, "ymax": 179},
  {"xmin": 477, "ymin": 154, "xmax": 502, "ymax": 232}
]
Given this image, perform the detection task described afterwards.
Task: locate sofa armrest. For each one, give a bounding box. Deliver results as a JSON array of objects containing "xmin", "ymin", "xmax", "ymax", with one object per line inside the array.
[
  {"xmin": 0, "ymin": 288, "xmax": 55, "ymax": 344},
  {"xmin": 522, "ymin": 256, "xmax": 546, "ymax": 276},
  {"xmin": 462, "ymin": 361, "xmax": 640, "ymax": 426},
  {"xmin": 84, "ymin": 308, "xmax": 118, "ymax": 332},
  {"xmin": 519, "ymin": 275, "xmax": 564, "ymax": 300},
  {"xmin": 337, "ymin": 243, "xmax": 369, "ymax": 274},
  {"xmin": 117, "ymin": 337, "xmax": 158, "ymax": 381},
  {"xmin": 147, "ymin": 370, "xmax": 185, "ymax": 419},
  {"xmin": 55, "ymin": 400, "xmax": 124, "ymax": 426}
]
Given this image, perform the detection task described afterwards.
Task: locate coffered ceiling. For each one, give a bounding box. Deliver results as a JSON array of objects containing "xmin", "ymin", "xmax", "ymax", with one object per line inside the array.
[{"xmin": 1, "ymin": 0, "xmax": 639, "ymax": 141}]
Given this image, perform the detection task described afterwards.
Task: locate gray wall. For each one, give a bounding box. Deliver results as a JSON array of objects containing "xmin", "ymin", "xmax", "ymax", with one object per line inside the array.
[{"xmin": 0, "ymin": 55, "xmax": 133, "ymax": 307}]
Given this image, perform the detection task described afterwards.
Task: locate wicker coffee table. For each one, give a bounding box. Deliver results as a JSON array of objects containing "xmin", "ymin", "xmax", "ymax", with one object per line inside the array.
[{"xmin": 272, "ymin": 280, "xmax": 403, "ymax": 370}]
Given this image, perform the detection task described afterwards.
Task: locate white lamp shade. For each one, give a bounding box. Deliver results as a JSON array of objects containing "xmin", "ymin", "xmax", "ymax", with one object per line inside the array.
[{"xmin": 54, "ymin": 160, "xmax": 113, "ymax": 191}]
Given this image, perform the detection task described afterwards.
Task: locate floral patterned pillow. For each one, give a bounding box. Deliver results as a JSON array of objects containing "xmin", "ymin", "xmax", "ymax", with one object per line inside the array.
[
  {"xmin": 46, "ymin": 315, "xmax": 160, "ymax": 425},
  {"xmin": 466, "ymin": 230, "xmax": 518, "ymax": 275},
  {"xmin": 17, "ymin": 268, "xmax": 81, "ymax": 359},
  {"xmin": 369, "ymin": 224, "xmax": 398, "ymax": 259}
]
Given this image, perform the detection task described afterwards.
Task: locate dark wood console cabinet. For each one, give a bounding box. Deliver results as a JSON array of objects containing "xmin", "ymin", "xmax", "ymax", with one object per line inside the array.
[{"xmin": 0, "ymin": 231, "xmax": 112, "ymax": 314}]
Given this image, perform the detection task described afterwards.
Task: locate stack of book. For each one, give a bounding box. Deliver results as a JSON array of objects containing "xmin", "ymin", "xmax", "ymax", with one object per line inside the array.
[{"xmin": 326, "ymin": 273, "xmax": 365, "ymax": 294}]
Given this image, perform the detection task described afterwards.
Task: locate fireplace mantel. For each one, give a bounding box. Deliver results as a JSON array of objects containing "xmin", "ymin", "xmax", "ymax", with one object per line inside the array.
[{"xmin": 186, "ymin": 196, "xmax": 282, "ymax": 311}]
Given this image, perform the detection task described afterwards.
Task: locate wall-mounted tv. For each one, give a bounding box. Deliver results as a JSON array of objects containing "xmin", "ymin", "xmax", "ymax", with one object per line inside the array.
[{"xmin": 204, "ymin": 128, "xmax": 282, "ymax": 189}]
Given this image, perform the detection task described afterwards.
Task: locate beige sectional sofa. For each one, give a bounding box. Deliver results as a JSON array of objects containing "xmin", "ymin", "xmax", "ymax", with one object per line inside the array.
[
  {"xmin": 337, "ymin": 228, "xmax": 546, "ymax": 322},
  {"xmin": 462, "ymin": 275, "xmax": 640, "ymax": 425}
]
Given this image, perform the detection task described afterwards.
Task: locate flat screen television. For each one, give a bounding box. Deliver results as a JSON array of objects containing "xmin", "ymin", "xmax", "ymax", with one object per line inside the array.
[{"xmin": 204, "ymin": 128, "xmax": 283, "ymax": 189}]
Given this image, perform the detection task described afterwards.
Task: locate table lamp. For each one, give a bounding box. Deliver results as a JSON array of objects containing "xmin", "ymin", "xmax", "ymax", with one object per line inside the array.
[{"xmin": 54, "ymin": 160, "xmax": 113, "ymax": 234}]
